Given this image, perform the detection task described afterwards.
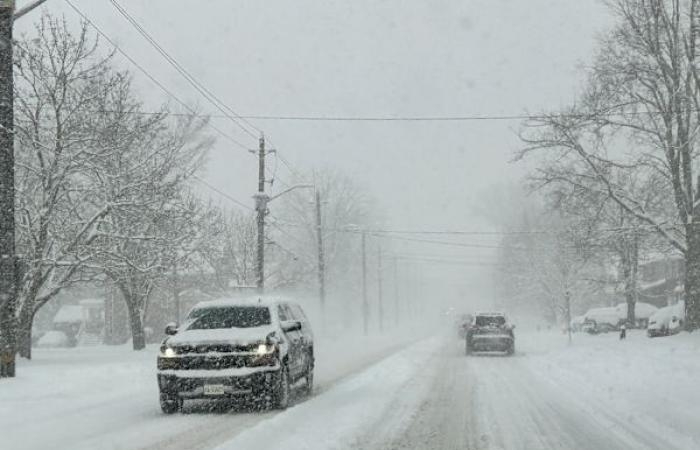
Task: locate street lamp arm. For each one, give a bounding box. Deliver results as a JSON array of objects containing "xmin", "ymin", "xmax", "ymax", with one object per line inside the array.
[
  {"xmin": 14, "ymin": 0, "xmax": 50, "ymax": 20},
  {"xmin": 267, "ymin": 184, "xmax": 314, "ymax": 203}
]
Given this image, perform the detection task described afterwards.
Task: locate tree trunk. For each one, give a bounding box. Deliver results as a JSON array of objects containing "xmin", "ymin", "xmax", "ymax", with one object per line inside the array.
[
  {"xmin": 125, "ymin": 298, "xmax": 146, "ymax": 351},
  {"xmin": 17, "ymin": 305, "xmax": 34, "ymax": 359},
  {"xmin": 622, "ymin": 236, "xmax": 638, "ymax": 327},
  {"xmin": 0, "ymin": 308, "xmax": 16, "ymax": 377},
  {"xmin": 684, "ymin": 222, "xmax": 700, "ymax": 330}
]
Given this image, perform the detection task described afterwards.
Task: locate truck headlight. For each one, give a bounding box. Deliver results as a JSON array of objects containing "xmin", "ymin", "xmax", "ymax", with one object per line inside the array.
[
  {"xmin": 160, "ymin": 344, "xmax": 177, "ymax": 358},
  {"xmin": 256, "ymin": 344, "xmax": 275, "ymax": 356},
  {"xmin": 249, "ymin": 344, "xmax": 277, "ymax": 367}
]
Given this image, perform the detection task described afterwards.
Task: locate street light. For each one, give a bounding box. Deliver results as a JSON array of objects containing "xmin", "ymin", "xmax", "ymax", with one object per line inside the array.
[{"xmin": 255, "ymin": 184, "xmax": 315, "ymax": 293}]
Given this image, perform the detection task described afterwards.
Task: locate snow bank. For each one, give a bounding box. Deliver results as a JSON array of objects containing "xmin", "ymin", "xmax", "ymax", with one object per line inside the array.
[
  {"xmin": 215, "ymin": 338, "xmax": 437, "ymax": 450},
  {"xmin": 519, "ymin": 329, "xmax": 700, "ymax": 449}
]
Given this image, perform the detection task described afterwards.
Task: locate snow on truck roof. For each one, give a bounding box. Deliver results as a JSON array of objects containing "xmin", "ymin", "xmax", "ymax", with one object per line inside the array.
[
  {"xmin": 190, "ymin": 296, "xmax": 294, "ymax": 310},
  {"xmin": 474, "ymin": 312, "xmax": 506, "ymax": 317}
]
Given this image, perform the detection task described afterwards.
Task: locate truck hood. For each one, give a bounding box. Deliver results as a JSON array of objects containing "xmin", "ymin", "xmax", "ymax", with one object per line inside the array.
[{"xmin": 166, "ymin": 325, "xmax": 277, "ymax": 347}]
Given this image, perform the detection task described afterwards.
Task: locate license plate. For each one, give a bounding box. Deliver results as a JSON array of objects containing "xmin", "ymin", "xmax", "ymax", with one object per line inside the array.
[{"xmin": 203, "ymin": 384, "xmax": 225, "ymax": 395}]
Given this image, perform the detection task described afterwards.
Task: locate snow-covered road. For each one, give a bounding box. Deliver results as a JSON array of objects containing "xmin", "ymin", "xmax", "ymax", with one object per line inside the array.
[
  {"xmin": 219, "ymin": 330, "xmax": 700, "ymax": 450},
  {"xmin": 3, "ymin": 329, "xmax": 700, "ymax": 450}
]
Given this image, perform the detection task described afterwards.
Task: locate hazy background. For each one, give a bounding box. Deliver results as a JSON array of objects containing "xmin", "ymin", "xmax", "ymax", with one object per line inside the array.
[{"xmin": 14, "ymin": 0, "xmax": 613, "ymax": 313}]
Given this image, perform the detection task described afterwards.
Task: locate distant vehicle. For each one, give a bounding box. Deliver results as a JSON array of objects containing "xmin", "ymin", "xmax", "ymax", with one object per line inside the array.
[
  {"xmin": 156, "ymin": 297, "xmax": 314, "ymax": 413},
  {"xmin": 456, "ymin": 313, "xmax": 473, "ymax": 339},
  {"xmin": 647, "ymin": 301, "xmax": 685, "ymax": 338},
  {"xmin": 465, "ymin": 312, "xmax": 515, "ymax": 355}
]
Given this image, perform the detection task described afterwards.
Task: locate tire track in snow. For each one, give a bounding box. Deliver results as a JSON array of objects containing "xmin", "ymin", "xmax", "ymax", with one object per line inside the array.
[{"xmin": 379, "ymin": 339, "xmax": 680, "ymax": 450}]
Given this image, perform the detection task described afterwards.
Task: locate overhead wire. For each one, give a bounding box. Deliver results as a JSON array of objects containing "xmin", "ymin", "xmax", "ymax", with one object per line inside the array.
[
  {"xmin": 191, "ymin": 175, "xmax": 254, "ymax": 212},
  {"xmin": 108, "ymin": 0, "xmax": 261, "ymax": 142},
  {"xmin": 63, "ymin": 0, "xmax": 253, "ymax": 152}
]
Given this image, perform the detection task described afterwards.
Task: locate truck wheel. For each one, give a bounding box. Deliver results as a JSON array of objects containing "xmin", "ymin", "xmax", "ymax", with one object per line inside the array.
[
  {"xmin": 160, "ymin": 396, "xmax": 182, "ymax": 414},
  {"xmin": 303, "ymin": 359, "xmax": 314, "ymax": 396},
  {"xmin": 506, "ymin": 344, "xmax": 515, "ymax": 356},
  {"xmin": 465, "ymin": 341, "xmax": 472, "ymax": 356},
  {"xmin": 274, "ymin": 366, "xmax": 291, "ymax": 409}
]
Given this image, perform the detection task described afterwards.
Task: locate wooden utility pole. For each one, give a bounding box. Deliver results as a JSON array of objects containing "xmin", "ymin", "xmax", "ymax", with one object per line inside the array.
[
  {"xmin": 315, "ymin": 190, "xmax": 325, "ymax": 315},
  {"xmin": 254, "ymin": 136, "xmax": 268, "ymax": 293},
  {"xmin": 361, "ymin": 231, "xmax": 368, "ymax": 336},
  {"xmin": 565, "ymin": 290, "xmax": 572, "ymax": 345},
  {"xmin": 173, "ymin": 262, "xmax": 180, "ymax": 323},
  {"xmin": 393, "ymin": 256, "xmax": 399, "ymax": 326},
  {"xmin": 377, "ymin": 243, "xmax": 384, "ymax": 332},
  {"xmin": 0, "ymin": 0, "xmax": 53, "ymax": 378},
  {"xmin": 0, "ymin": 0, "xmax": 15, "ymax": 378}
]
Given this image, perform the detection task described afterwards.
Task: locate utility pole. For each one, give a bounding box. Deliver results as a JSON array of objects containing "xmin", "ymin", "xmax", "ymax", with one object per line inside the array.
[
  {"xmin": 0, "ymin": 0, "xmax": 53, "ymax": 378},
  {"xmin": 377, "ymin": 244, "xmax": 384, "ymax": 332},
  {"xmin": 361, "ymin": 231, "xmax": 368, "ymax": 336},
  {"xmin": 393, "ymin": 256, "xmax": 399, "ymax": 327},
  {"xmin": 315, "ymin": 190, "xmax": 325, "ymax": 315},
  {"xmin": 173, "ymin": 262, "xmax": 180, "ymax": 323},
  {"xmin": 254, "ymin": 135, "xmax": 268, "ymax": 293},
  {"xmin": 565, "ymin": 290, "xmax": 572, "ymax": 345},
  {"xmin": 0, "ymin": 0, "xmax": 15, "ymax": 378}
]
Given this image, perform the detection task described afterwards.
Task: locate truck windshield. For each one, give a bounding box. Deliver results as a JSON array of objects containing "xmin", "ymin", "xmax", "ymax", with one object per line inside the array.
[
  {"xmin": 475, "ymin": 316, "xmax": 506, "ymax": 327},
  {"xmin": 187, "ymin": 306, "xmax": 271, "ymax": 329}
]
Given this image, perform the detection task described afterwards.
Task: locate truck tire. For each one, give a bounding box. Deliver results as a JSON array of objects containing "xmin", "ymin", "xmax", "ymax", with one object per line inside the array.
[{"xmin": 274, "ymin": 366, "xmax": 291, "ymax": 409}]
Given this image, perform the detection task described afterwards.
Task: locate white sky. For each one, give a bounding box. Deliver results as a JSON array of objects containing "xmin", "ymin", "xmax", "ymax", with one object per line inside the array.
[{"xmin": 15, "ymin": 0, "xmax": 613, "ymax": 306}]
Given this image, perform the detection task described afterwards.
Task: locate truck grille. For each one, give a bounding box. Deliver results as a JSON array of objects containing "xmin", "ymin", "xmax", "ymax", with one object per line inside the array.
[
  {"xmin": 174, "ymin": 344, "xmax": 257, "ymax": 354},
  {"xmin": 167, "ymin": 355, "xmax": 249, "ymax": 370}
]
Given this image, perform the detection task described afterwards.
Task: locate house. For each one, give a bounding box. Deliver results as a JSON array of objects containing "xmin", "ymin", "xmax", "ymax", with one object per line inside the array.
[
  {"xmin": 51, "ymin": 298, "xmax": 105, "ymax": 346},
  {"xmin": 637, "ymin": 255, "xmax": 684, "ymax": 308}
]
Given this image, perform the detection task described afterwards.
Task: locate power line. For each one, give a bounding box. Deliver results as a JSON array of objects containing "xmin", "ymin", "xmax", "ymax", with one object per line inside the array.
[
  {"xmin": 107, "ymin": 0, "xmax": 313, "ymax": 187},
  {"xmin": 63, "ymin": 0, "xmax": 252, "ymax": 152},
  {"xmin": 108, "ymin": 0, "xmax": 261, "ymax": 142},
  {"xmin": 268, "ymin": 221, "xmax": 672, "ymax": 237},
  {"xmin": 214, "ymin": 110, "xmax": 693, "ymax": 122},
  {"xmin": 191, "ymin": 175, "xmax": 254, "ymax": 212}
]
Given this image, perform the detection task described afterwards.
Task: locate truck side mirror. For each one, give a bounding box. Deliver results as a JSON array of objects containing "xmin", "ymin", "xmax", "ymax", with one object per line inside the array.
[{"xmin": 164, "ymin": 322, "xmax": 178, "ymax": 336}]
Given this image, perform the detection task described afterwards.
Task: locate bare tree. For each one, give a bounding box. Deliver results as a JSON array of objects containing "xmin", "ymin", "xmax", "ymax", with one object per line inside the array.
[
  {"xmin": 10, "ymin": 17, "xmax": 128, "ymax": 358},
  {"xmin": 520, "ymin": 0, "xmax": 700, "ymax": 329},
  {"xmin": 86, "ymin": 103, "xmax": 211, "ymax": 350}
]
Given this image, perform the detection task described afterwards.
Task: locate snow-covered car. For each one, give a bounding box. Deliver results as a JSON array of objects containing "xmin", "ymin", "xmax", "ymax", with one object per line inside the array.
[
  {"xmin": 465, "ymin": 312, "xmax": 515, "ymax": 355},
  {"xmin": 614, "ymin": 302, "xmax": 659, "ymax": 328},
  {"xmin": 36, "ymin": 330, "xmax": 70, "ymax": 348},
  {"xmin": 156, "ymin": 297, "xmax": 314, "ymax": 413},
  {"xmin": 570, "ymin": 315, "xmax": 586, "ymax": 332},
  {"xmin": 583, "ymin": 307, "xmax": 621, "ymax": 332},
  {"xmin": 647, "ymin": 301, "xmax": 685, "ymax": 338}
]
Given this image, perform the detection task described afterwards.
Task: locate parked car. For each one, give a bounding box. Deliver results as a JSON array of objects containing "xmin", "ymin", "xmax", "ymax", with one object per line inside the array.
[
  {"xmin": 647, "ymin": 301, "xmax": 685, "ymax": 338},
  {"xmin": 36, "ymin": 330, "xmax": 70, "ymax": 348},
  {"xmin": 465, "ymin": 312, "xmax": 515, "ymax": 355},
  {"xmin": 583, "ymin": 307, "xmax": 621, "ymax": 332},
  {"xmin": 614, "ymin": 302, "xmax": 659, "ymax": 328},
  {"xmin": 156, "ymin": 297, "xmax": 314, "ymax": 413},
  {"xmin": 570, "ymin": 315, "xmax": 586, "ymax": 333}
]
